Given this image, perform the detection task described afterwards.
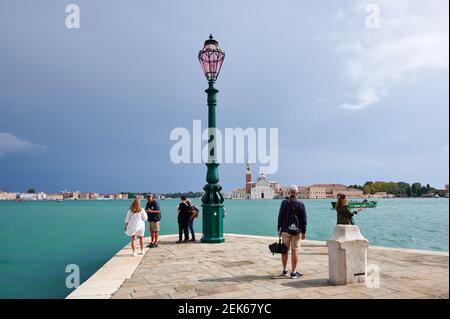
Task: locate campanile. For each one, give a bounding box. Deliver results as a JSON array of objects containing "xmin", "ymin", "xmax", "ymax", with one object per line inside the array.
[{"xmin": 245, "ymin": 161, "xmax": 252, "ymax": 194}]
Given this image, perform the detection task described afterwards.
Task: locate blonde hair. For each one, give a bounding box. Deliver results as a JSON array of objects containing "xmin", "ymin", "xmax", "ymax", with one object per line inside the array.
[
  {"xmin": 335, "ymin": 194, "xmax": 348, "ymax": 210},
  {"xmin": 130, "ymin": 198, "xmax": 142, "ymax": 213}
]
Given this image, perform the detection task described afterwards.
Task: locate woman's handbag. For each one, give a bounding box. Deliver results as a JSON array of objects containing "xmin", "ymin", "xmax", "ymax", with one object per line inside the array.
[
  {"xmin": 191, "ymin": 206, "xmax": 200, "ymax": 219},
  {"xmin": 269, "ymin": 237, "xmax": 288, "ymax": 255}
]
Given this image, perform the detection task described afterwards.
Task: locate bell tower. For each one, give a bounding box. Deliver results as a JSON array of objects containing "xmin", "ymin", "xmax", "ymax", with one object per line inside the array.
[{"xmin": 245, "ymin": 160, "xmax": 252, "ymax": 194}]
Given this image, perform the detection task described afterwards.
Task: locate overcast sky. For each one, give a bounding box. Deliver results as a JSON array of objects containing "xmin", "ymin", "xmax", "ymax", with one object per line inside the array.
[{"xmin": 0, "ymin": 0, "xmax": 448, "ymax": 193}]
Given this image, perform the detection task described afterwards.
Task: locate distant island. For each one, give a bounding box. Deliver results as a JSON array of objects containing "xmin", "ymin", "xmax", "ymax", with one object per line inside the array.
[
  {"xmin": 0, "ymin": 189, "xmax": 204, "ymax": 201},
  {"xmin": 226, "ymin": 164, "xmax": 449, "ymax": 200},
  {"xmin": 121, "ymin": 191, "xmax": 203, "ymax": 200},
  {"xmin": 1, "ymin": 181, "xmax": 448, "ymax": 201},
  {"xmin": 348, "ymin": 181, "xmax": 449, "ymax": 198}
]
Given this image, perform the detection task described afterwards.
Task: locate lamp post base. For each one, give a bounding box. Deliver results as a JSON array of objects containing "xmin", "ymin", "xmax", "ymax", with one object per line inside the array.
[
  {"xmin": 201, "ymin": 236, "xmax": 225, "ymax": 244},
  {"xmin": 201, "ymin": 183, "xmax": 225, "ymax": 244}
]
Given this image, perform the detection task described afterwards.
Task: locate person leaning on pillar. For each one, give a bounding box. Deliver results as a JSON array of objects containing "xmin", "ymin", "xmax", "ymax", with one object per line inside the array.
[{"xmin": 335, "ymin": 194, "xmax": 363, "ymax": 225}]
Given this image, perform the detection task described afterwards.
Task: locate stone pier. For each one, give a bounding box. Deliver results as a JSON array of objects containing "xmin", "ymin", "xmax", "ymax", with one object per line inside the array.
[{"xmin": 66, "ymin": 234, "xmax": 449, "ymax": 299}]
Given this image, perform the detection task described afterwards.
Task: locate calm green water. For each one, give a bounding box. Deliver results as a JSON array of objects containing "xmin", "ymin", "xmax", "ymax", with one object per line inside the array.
[{"xmin": 0, "ymin": 198, "xmax": 448, "ymax": 298}]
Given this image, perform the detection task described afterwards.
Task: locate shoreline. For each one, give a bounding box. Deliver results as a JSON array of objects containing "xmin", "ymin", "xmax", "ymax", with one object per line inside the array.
[{"xmin": 66, "ymin": 233, "xmax": 449, "ymax": 299}]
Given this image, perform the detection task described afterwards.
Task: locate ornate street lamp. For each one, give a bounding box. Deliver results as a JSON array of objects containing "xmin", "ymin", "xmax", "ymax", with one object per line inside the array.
[{"xmin": 198, "ymin": 34, "xmax": 225, "ymax": 243}]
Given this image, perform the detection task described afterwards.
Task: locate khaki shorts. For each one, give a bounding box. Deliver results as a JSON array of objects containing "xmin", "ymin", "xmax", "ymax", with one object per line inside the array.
[
  {"xmin": 281, "ymin": 232, "xmax": 301, "ymax": 251},
  {"xmin": 150, "ymin": 222, "xmax": 160, "ymax": 232}
]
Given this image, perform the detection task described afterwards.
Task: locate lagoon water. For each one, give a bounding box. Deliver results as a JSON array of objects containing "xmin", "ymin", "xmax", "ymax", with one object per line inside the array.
[{"xmin": 0, "ymin": 198, "xmax": 448, "ymax": 298}]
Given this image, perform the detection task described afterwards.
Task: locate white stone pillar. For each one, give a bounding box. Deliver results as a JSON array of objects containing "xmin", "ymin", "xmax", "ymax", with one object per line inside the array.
[{"xmin": 326, "ymin": 225, "xmax": 369, "ymax": 285}]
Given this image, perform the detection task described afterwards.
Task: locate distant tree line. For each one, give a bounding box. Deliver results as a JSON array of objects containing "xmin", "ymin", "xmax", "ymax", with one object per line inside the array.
[
  {"xmin": 348, "ymin": 182, "xmax": 446, "ymax": 197},
  {"xmin": 162, "ymin": 192, "xmax": 203, "ymax": 199}
]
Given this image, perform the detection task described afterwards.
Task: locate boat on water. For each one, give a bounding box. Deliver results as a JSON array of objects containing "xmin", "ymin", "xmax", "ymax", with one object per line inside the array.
[{"xmin": 331, "ymin": 200, "xmax": 377, "ymax": 209}]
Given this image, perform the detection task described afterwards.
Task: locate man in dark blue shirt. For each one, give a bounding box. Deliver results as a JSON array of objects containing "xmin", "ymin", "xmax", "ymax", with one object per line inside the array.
[
  {"xmin": 145, "ymin": 194, "xmax": 161, "ymax": 248},
  {"xmin": 277, "ymin": 185, "xmax": 307, "ymax": 279},
  {"xmin": 177, "ymin": 195, "xmax": 190, "ymax": 243}
]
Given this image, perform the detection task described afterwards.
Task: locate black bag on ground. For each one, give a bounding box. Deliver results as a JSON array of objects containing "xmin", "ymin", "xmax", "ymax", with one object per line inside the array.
[{"xmin": 269, "ymin": 237, "xmax": 288, "ymax": 255}]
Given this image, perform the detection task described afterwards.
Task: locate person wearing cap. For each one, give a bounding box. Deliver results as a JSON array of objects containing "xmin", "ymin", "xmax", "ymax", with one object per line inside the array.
[{"xmin": 277, "ymin": 185, "xmax": 307, "ymax": 279}]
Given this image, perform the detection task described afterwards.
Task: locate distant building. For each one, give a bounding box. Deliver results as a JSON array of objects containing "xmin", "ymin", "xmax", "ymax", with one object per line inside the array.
[
  {"xmin": 153, "ymin": 193, "xmax": 165, "ymax": 200},
  {"xmin": 270, "ymin": 181, "xmax": 281, "ymax": 194},
  {"xmin": 46, "ymin": 193, "xmax": 63, "ymax": 201},
  {"xmin": 78, "ymin": 192, "xmax": 89, "ymax": 200},
  {"xmin": 297, "ymin": 186, "xmax": 327, "ymax": 199},
  {"xmin": 89, "ymin": 192, "xmax": 99, "ymax": 200},
  {"xmin": 63, "ymin": 191, "xmax": 80, "ymax": 200},
  {"xmin": 297, "ymin": 187, "xmax": 308, "ymax": 199},
  {"xmin": 19, "ymin": 193, "xmax": 37, "ymax": 201},
  {"xmin": 36, "ymin": 192, "xmax": 47, "ymax": 200},
  {"xmin": 72, "ymin": 191, "xmax": 80, "ymax": 199},
  {"xmin": 0, "ymin": 191, "xmax": 17, "ymax": 200},
  {"xmin": 223, "ymin": 192, "xmax": 232, "ymax": 200},
  {"xmin": 232, "ymin": 188, "xmax": 246, "ymax": 199},
  {"xmin": 250, "ymin": 174, "xmax": 275, "ymax": 199},
  {"xmin": 309, "ymin": 184, "xmax": 364, "ymax": 198},
  {"xmin": 245, "ymin": 163, "xmax": 280, "ymax": 200},
  {"xmin": 18, "ymin": 192, "xmax": 46, "ymax": 200}
]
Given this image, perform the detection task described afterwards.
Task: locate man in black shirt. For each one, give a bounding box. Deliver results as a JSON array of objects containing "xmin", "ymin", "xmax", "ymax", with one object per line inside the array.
[
  {"xmin": 177, "ymin": 195, "xmax": 190, "ymax": 243},
  {"xmin": 145, "ymin": 194, "xmax": 161, "ymax": 248}
]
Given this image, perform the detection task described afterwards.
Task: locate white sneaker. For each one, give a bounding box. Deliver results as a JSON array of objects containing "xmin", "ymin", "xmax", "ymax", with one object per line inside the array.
[
  {"xmin": 139, "ymin": 250, "xmax": 144, "ymax": 255},
  {"xmin": 132, "ymin": 252, "xmax": 137, "ymax": 257}
]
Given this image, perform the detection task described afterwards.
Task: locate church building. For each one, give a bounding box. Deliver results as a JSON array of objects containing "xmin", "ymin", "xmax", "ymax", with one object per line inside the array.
[{"xmin": 246, "ymin": 163, "xmax": 280, "ymax": 199}]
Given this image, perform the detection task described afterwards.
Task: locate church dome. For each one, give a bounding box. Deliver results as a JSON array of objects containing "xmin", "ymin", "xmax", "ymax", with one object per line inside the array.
[{"xmin": 257, "ymin": 173, "xmax": 268, "ymax": 182}]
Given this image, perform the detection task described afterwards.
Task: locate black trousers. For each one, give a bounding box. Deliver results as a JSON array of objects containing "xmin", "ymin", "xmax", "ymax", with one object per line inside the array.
[{"xmin": 178, "ymin": 221, "xmax": 189, "ymax": 241}]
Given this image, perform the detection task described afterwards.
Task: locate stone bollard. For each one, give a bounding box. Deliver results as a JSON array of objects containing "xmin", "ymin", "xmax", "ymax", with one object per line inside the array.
[{"xmin": 327, "ymin": 225, "xmax": 369, "ymax": 285}]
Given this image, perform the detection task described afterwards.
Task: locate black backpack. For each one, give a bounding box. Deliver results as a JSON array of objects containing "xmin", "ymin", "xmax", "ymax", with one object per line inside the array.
[{"xmin": 286, "ymin": 200, "xmax": 300, "ymax": 236}]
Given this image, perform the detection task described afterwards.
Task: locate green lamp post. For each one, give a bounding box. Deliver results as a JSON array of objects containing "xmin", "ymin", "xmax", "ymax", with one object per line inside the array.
[{"xmin": 198, "ymin": 34, "xmax": 225, "ymax": 243}]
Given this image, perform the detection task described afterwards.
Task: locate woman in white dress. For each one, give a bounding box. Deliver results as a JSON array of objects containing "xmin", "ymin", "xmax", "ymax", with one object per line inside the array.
[{"xmin": 124, "ymin": 198, "xmax": 148, "ymax": 256}]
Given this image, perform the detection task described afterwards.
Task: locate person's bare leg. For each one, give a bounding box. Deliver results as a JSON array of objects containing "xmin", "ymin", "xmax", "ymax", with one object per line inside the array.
[
  {"xmin": 281, "ymin": 253, "xmax": 288, "ymax": 271},
  {"xmin": 291, "ymin": 249, "xmax": 298, "ymax": 273},
  {"xmin": 131, "ymin": 236, "xmax": 136, "ymax": 254},
  {"xmin": 139, "ymin": 236, "xmax": 144, "ymax": 252},
  {"xmin": 155, "ymin": 232, "xmax": 159, "ymax": 244}
]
